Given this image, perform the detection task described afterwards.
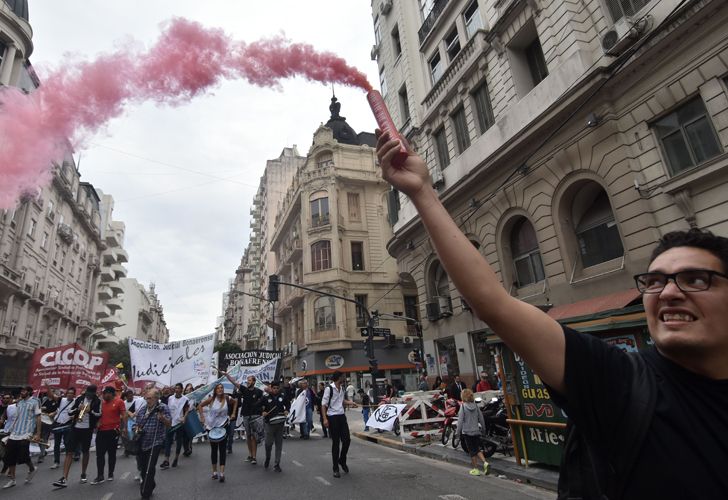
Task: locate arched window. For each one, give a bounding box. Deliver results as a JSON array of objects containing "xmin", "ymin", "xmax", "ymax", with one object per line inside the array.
[
  {"xmin": 314, "ymin": 296, "xmax": 336, "ymax": 331},
  {"xmin": 311, "ymin": 240, "xmax": 332, "ymax": 271},
  {"xmin": 310, "ymin": 191, "xmax": 330, "ymax": 227},
  {"xmin": 316, "ymin": 151, "xmax": 334, "ymax": 168},
  {"xmin": 510, "ymin": 218, "xmax": 545, "ymax": 287},
  {"xmin": 573, "ymin": 189, "xmax": 624, "ymax": 267},
  {"xmin": 428, "ymin": 261, "xmax": 451, "ymax": 299}
]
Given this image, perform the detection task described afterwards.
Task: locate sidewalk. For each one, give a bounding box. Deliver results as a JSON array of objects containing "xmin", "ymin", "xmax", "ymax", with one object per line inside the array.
[{"xmin": 346, "ymin": 409, "xmax": 559, "ymax": 492}]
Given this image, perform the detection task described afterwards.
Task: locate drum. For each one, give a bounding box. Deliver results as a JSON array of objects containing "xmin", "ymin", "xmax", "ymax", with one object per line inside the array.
[
  {"xmin": 268, "ymin": 414, "xmax": 287, "ymax": 425},
  {"xmin": 184, "ymin": 410, "xmax": 204, "ymax": 438},
  {"xmin": 208, "ymin": 427, "xmax": 227, "ymax": 442},
  {"xmin": 41, "ymin": 414, "xmax": 54, "ymax": 426},
  {"xmin": 52, "ymin": 424, "xmax": 71, "ymax": 434}
]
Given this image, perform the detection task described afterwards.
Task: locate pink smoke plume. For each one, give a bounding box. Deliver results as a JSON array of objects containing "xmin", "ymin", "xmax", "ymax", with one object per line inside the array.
[{"xmin": 0, "ymin": 17, "xmax": 372, "ymax": 209}]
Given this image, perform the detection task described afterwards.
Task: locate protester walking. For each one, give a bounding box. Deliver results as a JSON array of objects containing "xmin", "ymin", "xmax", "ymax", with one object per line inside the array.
[
  {"xmin": 160, "ymin": 383, "xmax": 189, "ymax": 469},
  {"xmin": 53, "ymin": 384, "xmax": 102, "ymax": 488},
  {"xmin": 322, "ymin": 371, "xmax": 358, "ymax": 478},
  {"xmin": 1, "ymin": 386, "xmax": 40, "ymax": 489},
  {"xmin": 49, "ymin": 388, "xmax": 75, "ymax": 469},
  {"xmin": 198, "ymin": 383, "xmax": 232, "ymax": 482},
  {"xmin": 37, "ymin": 385, "xmax": 58, "ymax": 464},
  {"xmin": 357, "ymin": 389, "xmax": 371, "ymax": 431},
  {"xmin": 91, "ymin": 387, "xmax": 127, "ymax": 485},
  {"xmin": 135, "ymin": 388, "xmax": 171, "ymax": 500},
  {"xmin": 221, "ymin": 371, "xmax": 265, "ymax": 464},
  {"xmin": 316, "ymin": 382, "xmax": 328, "ymax": 438},
  {"xmin": 295, "ymin": 379, "xmax": 316, "ymax": 439},
  {"xmin": 260, "ymin": 380, "xmax": 289, "ymax": 472}
]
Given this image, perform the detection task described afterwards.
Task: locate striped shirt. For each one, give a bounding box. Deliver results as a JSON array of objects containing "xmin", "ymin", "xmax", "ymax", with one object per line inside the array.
[
  {"xmin": 9, "ymin": 397, "xmax": 40, "ymax": 440},
  {"xmin": 136, "ymin": 403, "xmax": 171, "ymax": 451}
]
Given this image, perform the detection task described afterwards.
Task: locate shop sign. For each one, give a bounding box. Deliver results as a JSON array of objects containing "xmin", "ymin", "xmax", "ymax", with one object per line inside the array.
[{"xmin": 324, "ymin": 354, "xmax": 344, "ymax": 369}]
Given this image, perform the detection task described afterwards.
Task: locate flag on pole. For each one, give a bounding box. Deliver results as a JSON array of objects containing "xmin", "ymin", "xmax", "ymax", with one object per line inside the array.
[
  {"xmin": 366, "ymin": 404, "xmax": 407, "ymax": 431},
  {"xmin": 286, "ymin": 391, "xmax": 307, "ymax": 425}
]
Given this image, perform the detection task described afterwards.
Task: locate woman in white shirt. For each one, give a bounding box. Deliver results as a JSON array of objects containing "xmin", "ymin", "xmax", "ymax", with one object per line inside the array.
[{"xmin": 198, "ymin": 384, "xmax": 231, "ymax": 482}]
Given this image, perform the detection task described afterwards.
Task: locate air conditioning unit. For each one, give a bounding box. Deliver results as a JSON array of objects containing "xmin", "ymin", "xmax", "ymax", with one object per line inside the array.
[
  {"xmin": 601, "ymin": 16, "xmax": 647, "ymax": 56},
  {"xmin": 436, "ymin": 296, "xmax": 453, "ymax": 317},
  {"xmin": 380, "ymin": 0, "xmax": 393, "ymax": 15},
  {"xmin": 403, "ymin": 336, "xmax": 413, "ymax": 345},
  {"xmin": 426, "ymin": 301, "xmax": 441, "ymax": 321}
]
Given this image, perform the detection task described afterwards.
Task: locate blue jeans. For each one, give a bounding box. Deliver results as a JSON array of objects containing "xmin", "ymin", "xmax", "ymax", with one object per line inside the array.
[
  {"xmin": 299, "ymin": 407, "xmax": 314, "ymax": 437},
  {"xmin": 362, "ymin": 408, "xmax": 370, "ymax": 430}
]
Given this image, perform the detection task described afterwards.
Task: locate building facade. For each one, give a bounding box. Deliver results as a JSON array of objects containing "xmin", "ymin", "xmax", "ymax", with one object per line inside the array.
[
  {"xmin": 93, "ymin": 190, "xmax": 128, "ymax": 348},
  {"xmin": 269, "ymin": 98, "xmax": 419, "ymax": 390},
  {"xmin": 244, "ymin": 147, "xmax": 306, "ymax": 349},
  {"xmin": 115, "ymin": 278, "xmax": 169, "ymax": 344},
  {"xmin": 222, "ymin": 250, "xmax": 254, "ymax": 347},
  {"xmin": 371, "ymin": 0, "xmax": 728, "ymax": 387}
]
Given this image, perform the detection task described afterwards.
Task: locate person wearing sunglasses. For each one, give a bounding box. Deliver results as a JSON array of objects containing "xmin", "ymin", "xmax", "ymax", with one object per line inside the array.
[{"xmin": 376, "ymin": 131, "xmax": 727, "ymax": 499}]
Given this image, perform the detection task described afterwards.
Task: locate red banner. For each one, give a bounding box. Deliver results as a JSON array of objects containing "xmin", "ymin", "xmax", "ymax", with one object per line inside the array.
[{"xmin": 27, "ymin": 343, "xmax": 109, "ymax": 391}]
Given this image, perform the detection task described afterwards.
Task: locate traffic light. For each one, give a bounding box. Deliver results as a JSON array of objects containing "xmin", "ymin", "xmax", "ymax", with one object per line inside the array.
[
  {"xmin": 268, "ymin": 274, "xmax": 279, "ymax": 302},
  {"xmin": 368, "ymin": 358, "xmax": 379, "ymax": 373}
]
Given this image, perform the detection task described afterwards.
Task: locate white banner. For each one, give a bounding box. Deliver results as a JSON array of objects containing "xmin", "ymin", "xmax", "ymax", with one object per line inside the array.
[
  {"xmin": 187, "ymin": 357, "xmax": 280, "ymax": 404},
  {"xmin": 129, "ymin": 334, "xmax": 214, "ymax": 387},
  {"xmin": 286, "ymin": 391, "xmax": 307, "ymax": 425},
  {"xmin": 366, "ymin": 404, "xmax": 407, "ymax": 431}
]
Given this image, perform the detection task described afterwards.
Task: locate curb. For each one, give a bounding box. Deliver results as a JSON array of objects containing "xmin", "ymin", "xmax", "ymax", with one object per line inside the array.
[{"xmin": 354, "ymin": 431, "xmax": 558, "ymax": 492}]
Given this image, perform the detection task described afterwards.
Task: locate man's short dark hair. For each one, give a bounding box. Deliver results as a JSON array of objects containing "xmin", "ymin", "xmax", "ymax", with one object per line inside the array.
[
  {"xmin": 331, "ymin": 371, "xmax": 343, "ymax": 382},
  {"xmin": 86, "ymin": 385, "xmax": 97, "ymax": 393},
  {"xmin": 23, "ymin": 385, "xmax": 33, "ymax": 393},
  {"xmin": 270, "ymin": 380, "xmax": 280, "ymax": 387},
  {"xmin": 66, "ymin": 387, "xmax": 76, "ymax": 393},
  {"xmin": 650, "ymin": 229, "xmax": 728, "ymax": 273},
  {"xmin": 175, "ymin": 383, "xmax": 183, "ymax": 389},
  {"xmin": 103, "ymin": 386, "xmax": 116, "ymax": 395}
]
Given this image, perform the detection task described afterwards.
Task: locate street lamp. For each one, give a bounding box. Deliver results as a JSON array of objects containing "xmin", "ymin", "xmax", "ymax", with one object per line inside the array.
[{"xmin": 87, "ymin": 324, "xmax": 126, "ymax": 350}]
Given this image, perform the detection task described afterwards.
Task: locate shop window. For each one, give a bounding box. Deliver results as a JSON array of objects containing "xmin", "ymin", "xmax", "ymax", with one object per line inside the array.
[
  {"xmin": 652, "ymin": 97, "xmax": 722, "ymax": 176},
  {"xmin": 314, "ymin": 296, "xmax": 336, "ymax": 331},
  {"xmin": 510, "ymin": 218, "xmax": 545, "ymax": 287},
  {"xmin": 573, "ymin": 189, "xmax": 624, "ymax": 268},
  {"xmin": 311, "ymin": 240, "xmax": 331, "ymax": 271}
]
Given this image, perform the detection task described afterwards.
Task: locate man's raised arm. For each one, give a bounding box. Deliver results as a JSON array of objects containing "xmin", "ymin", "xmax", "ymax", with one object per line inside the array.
[{"xmin": 376, "ymin": 131, "xmax": 566, "ymax": 393}]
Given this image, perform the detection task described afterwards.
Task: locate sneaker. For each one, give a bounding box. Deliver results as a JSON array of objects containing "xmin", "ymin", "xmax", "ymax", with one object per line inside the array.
[
  {"xmin": 50, "ymin": 462, "xmax": 60, "ymax": 469},
  {"xmin": 52, "ymin": 477, "xmax": 67, "ymax": 488},
  {"xmin": 80, "ymin": 473, "xmax": 87, "ymax": 483},
  {"xmin": 219, "ymin": 474, "xmax": 225, "ymax": 483},
  {"xmin": 469, "ymin": 468, "xmax": 482, "ymax": 476},
  {"xmin": 483, "ymin": 462, "xmax": 490, "ymax": 475},
  {"xmin": 245, "ymin": 456, "xmax": 252, "ymax": 462},
  {"xmin": 333, "ymin": 470, "xmax": 341, "ymax": 478},
  {"xmin": 171, "ymin": 458, "xmax": 178, "ymax": 468},
  {"xmin": 160, "ymin": 460, "xmax": 170, "ymax": 470},
  {"xmin": 133, "ymin": 473, "xmax": 140, "ymax": 482},
  {"xmin": 273, "ymin": 464, "xmax": 281, "ymax": 473},
  {"xmin": 25, "ymin": 468, "xmax": 37, "ymax": 484},
  {"xmin": 211, "ymin": 472, "xmax": 218, "ymax": 480},
  {"xmin": 107, "ymin": 474, "xmax": 114, "ymax": 482},
  {"xmin": 90, "ymin": 476, "xmax": 105, "ymax": 485},
  {"xmin": 250, "ymin": 458, "xmax": 257, "ymax": 465},
  {"xmin": 2, "ymin": 479, "xmax": 16, "ymax": 489}
]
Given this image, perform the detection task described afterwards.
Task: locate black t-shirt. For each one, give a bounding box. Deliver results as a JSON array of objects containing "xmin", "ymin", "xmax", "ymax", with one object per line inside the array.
[
  {"xmin": 259, "ymin": 393, "xmax": 290, "ymax": 423},
  {"xmin": 553, "ymin": 326, "xmax": 728, "ymax": 499},
  {"xmin": 41, "ymin": 398, "xmax": 59, "ymax": 415},
  {"xmin": 233, "ymin": 386, "xmax": 264, "ymax": 417}
]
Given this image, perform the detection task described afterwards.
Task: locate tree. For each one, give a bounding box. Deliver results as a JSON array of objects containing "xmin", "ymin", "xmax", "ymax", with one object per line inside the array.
[
  {"xmin": 103, "ymin": 340, "xmax": 131, "ymax": 379},
  {"xmin": 214, "ymin": 341, "xmax": 243, "ymax": 372}
]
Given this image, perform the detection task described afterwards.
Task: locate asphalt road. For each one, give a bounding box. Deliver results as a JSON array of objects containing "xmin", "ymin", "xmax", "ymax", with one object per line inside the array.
[{"xmin": 4, "ymin": 429, "xmax": 555, "ymax": 500}]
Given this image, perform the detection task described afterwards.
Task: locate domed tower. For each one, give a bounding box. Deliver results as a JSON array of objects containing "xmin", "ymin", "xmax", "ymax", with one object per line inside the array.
[{"xmin": 0, "ymin": 0, "xmax": 34, "ymax": 88}]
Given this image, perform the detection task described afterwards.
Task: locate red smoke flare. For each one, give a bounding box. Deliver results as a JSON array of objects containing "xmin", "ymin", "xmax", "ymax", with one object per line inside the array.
[{"xmin": 0, "ymin": 17, "xmax": 372, "ymax": 208}]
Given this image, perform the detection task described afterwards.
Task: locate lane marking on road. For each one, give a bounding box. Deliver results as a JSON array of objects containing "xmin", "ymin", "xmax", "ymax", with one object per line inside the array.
[
  {"xmin": 101, "ymin": 493, "xmax": 114, "ymax": 500},
  {"xmin": 292, "ymin": 460, "xmax": 304, "ymax": 467},
  {"xmin": 439, "ymin": 495, "xmax": 468, "ymax": 500},
  {"xmin": 121, "ymin": 472, "xmax": 130, "ymax": 480},
  {"xmin": 315, "ymin": 476, "xmax": 332, "ymax": 486}
]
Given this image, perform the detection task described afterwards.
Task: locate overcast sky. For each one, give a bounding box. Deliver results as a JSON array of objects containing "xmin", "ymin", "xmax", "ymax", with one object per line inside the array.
[{"xmin": 30, "ymin": 1, "xmax": 379, "ymax": 340}]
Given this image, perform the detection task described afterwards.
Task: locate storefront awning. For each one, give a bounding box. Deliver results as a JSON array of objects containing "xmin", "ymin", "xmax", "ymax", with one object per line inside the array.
[{"xmin": 547, "ymin": 288, "xmax": 642, "ymax": 322}]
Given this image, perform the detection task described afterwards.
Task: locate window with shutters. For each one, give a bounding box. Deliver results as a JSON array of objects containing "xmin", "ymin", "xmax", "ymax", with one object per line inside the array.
[{"xmin": 347, "ymin": 192, "xmax": 361, "ymax": 222}]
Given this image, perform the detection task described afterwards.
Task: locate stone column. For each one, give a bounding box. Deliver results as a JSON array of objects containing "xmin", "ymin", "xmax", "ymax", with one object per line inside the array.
[{"xmin": 0, "ymin": 44, "xmax": 17, "ymax": 86}]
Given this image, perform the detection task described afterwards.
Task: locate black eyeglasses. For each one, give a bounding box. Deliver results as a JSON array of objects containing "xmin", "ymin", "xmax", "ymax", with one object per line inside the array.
[{"xmin": 634, "ymin": 269, "xmax": 728, "ymax": 294}]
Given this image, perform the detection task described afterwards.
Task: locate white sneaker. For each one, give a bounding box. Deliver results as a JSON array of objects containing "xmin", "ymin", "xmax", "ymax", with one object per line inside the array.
[
  {"xmin": 2, "ymin": 479, "xmax": 16, "ymax": 489},
  {"xmin": 25, "ymin": 468, "xmax": 37, "ymax": 483},
  {"xmin": 50, "ymin": 462, "xmax": 60, "ymax": 469}
]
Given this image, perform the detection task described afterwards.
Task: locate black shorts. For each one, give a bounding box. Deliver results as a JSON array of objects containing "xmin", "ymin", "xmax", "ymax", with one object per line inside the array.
[
  {"xmin": 462, "ymin": 434, "xmax": 483, "ymax": 457},
  {"xmin": 68, "ymin": 427, "xmax": 94, "ymax": 453},
  {"xmin": 3, "ymin": 438, "xmax": 31, "ymax": 466}
]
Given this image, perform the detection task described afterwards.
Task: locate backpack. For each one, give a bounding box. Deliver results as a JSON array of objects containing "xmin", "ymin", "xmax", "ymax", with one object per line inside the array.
[{"xmin": 557, "ymin": 353, "xmax": 657, "ymax": 500}]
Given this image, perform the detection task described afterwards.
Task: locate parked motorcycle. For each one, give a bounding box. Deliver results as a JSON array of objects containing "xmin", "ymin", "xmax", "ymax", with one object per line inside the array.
[{"xmin": 479, "ymin": 395, "xmax": 512, "ymax": 457}]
